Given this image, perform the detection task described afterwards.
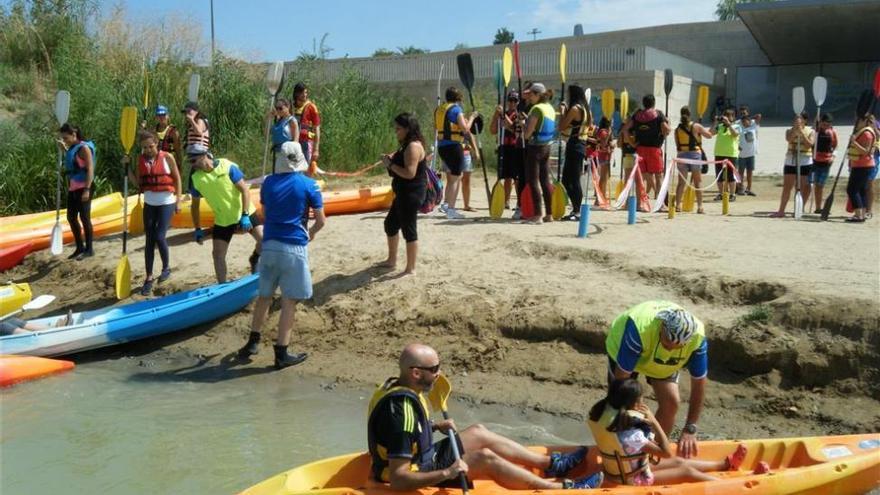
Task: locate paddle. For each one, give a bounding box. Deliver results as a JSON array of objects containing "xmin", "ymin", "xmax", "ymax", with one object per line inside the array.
[
  {"xmin": 556, "ymin": 43, "xmax": 567, "ymax": 184},
  {"xmin": 188, "ymin": 73, "xmax": 201, "ymax": 103},
  {"xmin": 431, "ymin": 63, "xmax": 445, "ymax": 173},
  {"xmin": 549, "ymin": 44, "xmax": 568, "ymax": 220},
  {"xmin": 620, "ymin": 88, "xmax": 638, "ymax": 224},
  {"xmin": 116, "ymin": 106, "xmax": 138, "ymax": 300},
  {"xmin": 131, "ymin": 62, "xmax": 153, "ymax": 236},
  {"xmin": 697, "ymin": 85, "xmax": 709, "ymax": 123},
  {"xmin": 664, "ymin": 69, "xmax": 675, "ymax": 219},
  {"xmin": 617, "ymin": 88, "xmax": 630, "ymax": 200},
  {"xmin": 792, "ymin": 86, "xmax": 806, "ymax": 220},
  {"xmin": 601, "ymin": 89, "xmax": 616, "ymax": 200},
  {"xmin": 577, "ymin": 88, "xmax": 594, "ymax": 237},
  {"xmin": 489, "ymin": 58, "xmax": 506, "ymax": 219},
  {"xmin": 809, "ymin": 76, "xmax": 828, "ymax": 213},
  {"xmin": 456, "ymin": 53, "xmax": 491, "ymax": 205},
  {"xmin": 261, "ymin": 61, "xmax": 286, "ymax": 178},
  {"xmin": 0, "ymin": 294, "xmax": 56, "ymax": 323},
  {"xmin": 427, "ymin": 375, "xmax": 469, "ymax": 495},
  {"xmin": 820, "ymin": 86, "xmax": 878, "ymax": 221},
  {"xmin": 50, "ymin": 91, "xmax": 70, "ymax": 256}
]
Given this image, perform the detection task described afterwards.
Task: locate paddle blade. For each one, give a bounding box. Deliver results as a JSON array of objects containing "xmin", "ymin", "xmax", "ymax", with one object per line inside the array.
[
  {"xmin": 490, "ymin": 182, "xmax": 505, "ymax": 219},
  {"xmin": 266, "ymin": 61, "xmax": 284, "ymax": 95},
  {"xmin": 188, "ymin": 73, "xmax": 201, "ymax": 102},
  {"xmin": 115, "ymin": 254, "xmax": 131, "ymax": 300},
  {"xmin": 794, "ymin": 192, "xmax": 804, "ymax": 219},
  {"xmin": 120, "ymin": 106, "xmax": 138, "ymax": 154},
  {"xmin": 143, "ymin": 65, "xmax": 150, "ymax": 110},
  {"xmin": 620, "ymin": 88, "xmax": 629, "ymax": 118},
  {"xmin": 427, "ymin": 374, "xmax": 452, "ymax": 412},
  {"xmin": 813, "ymin": 76, "xmax": 828, "ymax": 106},
  {"xmin": 129, "ymin": 196, "xmax": 144, "ymax": 236},
  {"xmin": 456, "ymin": 53, "xmax": 474, "ymax": 91},
  {"xmin": 683, "ymin": 186, "xmax": 695, "ymax": 212},
  {"xmin": 493, "ymin": 59, "xmax": 503, "ymax": 100},
  {"xmin": 54, "ymin": 90, "xmax": 70, "ymax": 126},
  {"xmin": 559, "ymin": 43, "xmax": 567, "ymax": 84},
  {"xmin": 50, "ymin": 224, "xmax": 63, "ymax": 256},
  {"xmin": 502, "ymin": 47, "xmax": 512, "ymax": 87},
  {"xmin": 521, "ymin": 183, "xmax": 535, "ymax": 218},
  {"xmin": 23, "ymin": 294, "xmax": 56, "ymax": 311},
  {"xmin": 664, "ymin": 69, "xmax": 674, "ymax": 96},
  {"xmin": 513, "ymin": 41, "xmax": 521, "ymax": 79},
  {"xmin": 551, "ymin": 183, "xmax": 567, "ymax": 220},
  {"xmin": 792, "ymin": 86, "xmax": 806, "ymax": 114},
  {"xmin": 584, "ymin": 88, "xmax": 592, "ymax": 107},
  {"xmin": 697, "ymin": 85, "xmax": 709, "ymax": 118},
  {"xmin": 601, "ymin": 89, "xmax": 615, "ymax": 120}
]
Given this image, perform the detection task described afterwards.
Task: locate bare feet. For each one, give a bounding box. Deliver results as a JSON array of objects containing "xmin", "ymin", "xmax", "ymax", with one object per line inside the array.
[
  {"xmin": 462, "ymin": 206, "xmax": 477, "ymax": 212},
  {"xmin": 769, "ymin": 211, "xmax": 785, "ymax": 218},
  {"xmin": 375, "ymin": 260, "xmax": 396, "ymax": 270},
  {"xmin": 400, "ymin": 269, "xmax": 415, "ymax": 277}
]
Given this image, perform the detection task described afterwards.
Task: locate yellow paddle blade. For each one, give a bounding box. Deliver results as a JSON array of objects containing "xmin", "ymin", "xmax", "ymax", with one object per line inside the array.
[
  {"xmin": 697, "ymin": 85, "xmax": 709, "ymax": 119},
  {"xmin": 601, "ymin": 89, "xmax": 615, "ymax": 120},
  {"xmin": 120, "ymin": 106, "xmax": 138, "ymax": 154},
  {"xmin": 551, "ymin": 182, "xmax": 568, "ymax": 220},
  {"xmin": 129, "ymin": 196, "xmax": 144, "ymax": 236},
  {"xmin": 490, "ymin": 182, "xmax": 505, "ymax": 219},
  {"xmin": 115, "ymin": 254, "xmax": 131, "ymax": 300},
  {"xmin": 683, "ymin": 186, "xmax": 695, "ymax": 212},
  {"xmin": 559, "ymin": 43, "xmax": 567, "ymax": 84},
  {"xmin": 620, "ymin": 88, "xmax": 629, "ymax": 118},
  {"xmin": 427, "ymin": 374, "xmax": 452, "ymax": 413},
  {"xmin": 615, "ymin": 179, "xmax": 624, "ymax": 200},
  {"xmin": 502, "ymin": 47, "xmax": 512, "ymax": 87}
]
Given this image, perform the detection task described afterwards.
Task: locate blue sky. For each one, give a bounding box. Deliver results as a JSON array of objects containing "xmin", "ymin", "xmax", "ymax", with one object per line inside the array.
[{"xmin": 110, "ymin": 0, "xmax": 717, "ymax": 62}]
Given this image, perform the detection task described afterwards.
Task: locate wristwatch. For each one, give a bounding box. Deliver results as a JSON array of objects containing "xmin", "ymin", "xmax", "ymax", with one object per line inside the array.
[{"xmin": 683, "ymin": 423, "xmax": 698, "ymax": 435}]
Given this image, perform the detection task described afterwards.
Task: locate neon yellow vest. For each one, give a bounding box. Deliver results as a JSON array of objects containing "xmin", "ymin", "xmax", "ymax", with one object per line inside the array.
[
  {"xmin": 587, "ymin": 405, "xmax": 652, "ymax": 485},
  {"xmin": 191, "ymin": 158, "xmax": 255, "ymax": 227},
  {"xmin": 606, "ymin": 300, "xmax": 705, "ymax": 379}
]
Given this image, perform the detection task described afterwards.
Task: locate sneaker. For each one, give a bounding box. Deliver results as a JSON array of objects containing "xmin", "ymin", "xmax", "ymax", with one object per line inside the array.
[
  {"xmin": 746, "ymin": 190, "xmax": 757, "ymax": 197},
  {"xmin": 546, "ymin": 447, "xmax": 588, "ymax": 477},
  {"xmin": 248, "ymin": 252, "xmax": 260, "ymax": 274},
  {"xmin": 446, "ymin": 208, "xmax": 465, "ymax": 220},
  {"xmin": 158, "ymin": 268, "xmax": 172, "ymax": 283},
  {"xmin": 714, "ymin": 194, "xmax": 723, "ymax": 201},
  {"xmin": 140, "ymin": 279, "xmax": 153, "ymax": 296},
  {"xmin": 512, "ymin": 208, "xmax": 522, "ymax": 220},
  {"xmin": 439, "ymin": 202, "xmax": 448, "ymax": 214},
  {"xmin": 562, "ymin": 472, "xmax": 603, "ymax": 489},
  {"xmin": 729, "ymin": 194, "xmax": 736, "ymax": 202}
]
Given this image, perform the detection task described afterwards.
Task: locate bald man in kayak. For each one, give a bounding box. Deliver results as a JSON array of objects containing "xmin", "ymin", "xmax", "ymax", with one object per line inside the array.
[
  {"xmin": 606, "ymin": 300, "xmax": 708, "ymax": 459},
  {"xmin": 368, "ymin": 344, "xmax": 603, "ymax": 491}
]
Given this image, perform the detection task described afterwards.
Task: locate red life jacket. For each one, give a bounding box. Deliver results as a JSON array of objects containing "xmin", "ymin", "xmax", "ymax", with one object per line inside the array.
[
  {"xmin": 502, "ymin": 109, "xmax": 521, "ymax": 146},
  {"xmin": 138, "ymin": 151, "xmax": 176, "ymax": 192}
]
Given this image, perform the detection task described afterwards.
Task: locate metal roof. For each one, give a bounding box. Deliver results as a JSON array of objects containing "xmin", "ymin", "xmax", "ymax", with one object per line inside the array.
[{"xmin": 737, "ymin": 0, "xmax": 880, "ymax": 64}]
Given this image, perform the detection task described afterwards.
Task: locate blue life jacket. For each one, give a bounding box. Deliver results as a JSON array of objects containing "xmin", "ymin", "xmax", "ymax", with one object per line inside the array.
[
  {"xmin": 271, "ymin": 116, "xmax": 295, "ymax": 150},
  {"xmin": 64, "ymin": 141, "xmax": 97, "ymax": 182},
  {"xmin": 530, "ymin": 103, "xmax": 557, "ymax": 145}
]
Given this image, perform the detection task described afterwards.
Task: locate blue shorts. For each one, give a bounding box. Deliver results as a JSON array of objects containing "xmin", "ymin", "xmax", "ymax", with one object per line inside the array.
[
  {"xmin": 737, "ymin": 156, "xmax": 755, "ymax": 172},
  {"xmin": 868, "ymin": 165, "xmax": 879, "ymax": 181},
  {"xmin": 257, "ymin": 240, "xmax": 312, "ymax": 300},
  {"xmin": 810, "ymin": 161, "xmax": 832, "ymax": 185}
]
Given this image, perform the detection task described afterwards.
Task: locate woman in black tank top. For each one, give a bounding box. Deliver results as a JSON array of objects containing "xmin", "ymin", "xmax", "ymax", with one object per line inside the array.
[
  {"xmin": 557, "ymin": 84, "xmax": 590, "ymax": 219},
  {"xmin": 380, "ymin": 113, "xmax": 427, "ymax": 275}
]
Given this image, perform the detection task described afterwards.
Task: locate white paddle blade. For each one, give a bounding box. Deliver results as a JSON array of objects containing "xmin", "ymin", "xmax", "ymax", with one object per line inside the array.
[
  {"xmin": 792, "ymin": 87, "xmax": 806, "ymax": 114},
  {"xmin": 55, "ymin": 90, "xmax": 70, "ymax": 125},
  {"xmin": 24, "ymin": 294, "xmax": 56, "ymax": 311},
  {"xmin": 795, "ymin": 193, "xmax": 804, "ymax": 219},
  {"xmin": 585, "ymin": 88, "xmax": 592, "ymax": 105},
  {"xmin": 188, "ymin": 73, "xmax": 201, "ymax": 102},
  {"xmin": 266, "ymin": 61, "xmax": 284, "ymax": 95},
  {"xmin": 813, "ymin": 76, "xmax": 828, "ymax": 107},
  {"xmin": 50, "ymin": 224, "xmax": 63, "ymax": 255}
]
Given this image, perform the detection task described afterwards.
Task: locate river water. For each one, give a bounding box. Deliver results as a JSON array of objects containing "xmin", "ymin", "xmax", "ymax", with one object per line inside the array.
[{"xmin": 0, "ymin": 356, "xmax": 586, "ymax": 494}]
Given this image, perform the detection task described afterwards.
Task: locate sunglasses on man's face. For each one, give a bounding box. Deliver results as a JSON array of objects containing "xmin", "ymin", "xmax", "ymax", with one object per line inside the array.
[{"xmin": 410, "ymin": 363, "xmax": 441, "ymax": 374}]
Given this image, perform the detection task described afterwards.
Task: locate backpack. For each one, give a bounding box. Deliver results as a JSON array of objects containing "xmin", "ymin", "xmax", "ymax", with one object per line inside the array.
[{"xmin": 419, "ymin": 166, "xmax": 444, "ymax": 214}]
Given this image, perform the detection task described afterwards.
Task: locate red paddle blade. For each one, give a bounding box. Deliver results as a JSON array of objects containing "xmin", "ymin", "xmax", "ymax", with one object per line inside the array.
[
  {"xmin": 513, "ymin": 41, "xmax": 522, "ymax": 79},
  {"xmin": 873, "ymin": 67, "xmax": 880, "ymax": 97}
]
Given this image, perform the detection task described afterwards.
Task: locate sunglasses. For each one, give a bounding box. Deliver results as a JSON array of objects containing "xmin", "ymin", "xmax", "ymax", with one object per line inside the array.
[{"xmin": 410, "ymin": 363, "xmax": 441, "ymax": 374}]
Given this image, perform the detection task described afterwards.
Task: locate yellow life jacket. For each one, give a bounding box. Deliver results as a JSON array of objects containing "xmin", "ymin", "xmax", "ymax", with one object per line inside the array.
[
  {"xmin": 434, "ymin": 102, "xmax": 465, "ymax": 143},
  {"xmin": 587, "ymin": 404, "xmax": 653, "ymax": 485},
  {"xmin": 847, "ymin": 126, "xmax": 877, "ymax": 160},
  {"xmin": 675, "ymin": 122, "xmax": 702, "ymax": 152},
  {"xmin": 787, "ymin": 127, "xmax": 813, "ymax": 155}
]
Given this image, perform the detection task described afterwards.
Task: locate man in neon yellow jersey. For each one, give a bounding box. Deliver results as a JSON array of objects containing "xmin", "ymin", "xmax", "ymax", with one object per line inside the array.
[
  {"xmin": 606, "ymin": 300, "xmax": 708, "ymax": 460},
  {"xmin": 188, "ymin": 145, "xmax": 262, "ymax": 283}
]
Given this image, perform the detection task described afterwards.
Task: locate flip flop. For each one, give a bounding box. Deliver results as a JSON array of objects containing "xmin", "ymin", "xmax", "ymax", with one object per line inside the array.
[{"xmin": 726, "ymin": 444, "xmax": 748, "ymax": 471}]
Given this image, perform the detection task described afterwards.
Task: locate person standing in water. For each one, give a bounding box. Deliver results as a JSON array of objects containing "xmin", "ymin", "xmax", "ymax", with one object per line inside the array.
[{"xmin": 59, "ymin": 123, "xmax": 96, "ymax": 260}]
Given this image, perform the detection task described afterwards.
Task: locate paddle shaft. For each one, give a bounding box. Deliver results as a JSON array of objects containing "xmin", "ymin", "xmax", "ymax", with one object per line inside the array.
[
  {"xmin": 440, "ymin": 410, "xmax": 469, "ymax": 494},
  {"xmin": 461, "ymin": 77, "xmax": 491, "ymax": 203},
  {"xmin": 261, "ymin": 74, "xmax": 284, "ymax": 178},
  {"xmin": 431, "ymin": 64, "xmax": 444, "ymax": 172},
  {"xmin": 557, "ymin": 83, "xmax": 565, "ymax": 182},
  {"xmin": 122, "ymin": 160, "xmax": 129, "ymax": 253}
]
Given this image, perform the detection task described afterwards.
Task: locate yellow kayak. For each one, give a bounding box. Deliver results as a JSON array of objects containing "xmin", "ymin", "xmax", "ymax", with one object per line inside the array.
[
  {"xmin": 237, "ymin": 434, "xmax": 880, "ymax": 495},
  {"xmin": 0, "ymin": 283, "xmax": 31, "ymax": 315},
  {"xmin": 0, "ymin": 193, "xmax": 124, "ymax": 232}
]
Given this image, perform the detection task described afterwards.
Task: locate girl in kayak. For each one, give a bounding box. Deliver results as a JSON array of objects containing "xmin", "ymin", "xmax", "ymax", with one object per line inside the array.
[
  {"xmin": 557, "ymin": 84, "xmax": 590, "ymax": 220},
  {"xmin": 270, "ymin": 98, "xmax": 300, "ymax": 174},
  {"xmin": 59, "ymin": 123, "xmax": 95, "ymax": 260},
  {"xmin": 587, "ymin": 379, "xmax": 763, "ymax": 486},
  {"xmin": 125, "ymin": 131, "xmax": 183, "ymax": 295}
]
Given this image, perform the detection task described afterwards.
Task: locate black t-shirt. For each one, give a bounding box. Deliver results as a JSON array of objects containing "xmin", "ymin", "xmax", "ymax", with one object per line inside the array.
[{"xmin": 371, "ymin": 394, "xmax": 424, "ymax": 463}]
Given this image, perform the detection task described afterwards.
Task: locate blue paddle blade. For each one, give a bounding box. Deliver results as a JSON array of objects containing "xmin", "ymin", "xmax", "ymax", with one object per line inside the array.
[{"xmin": 493, "ymin": 59, "xmax": 503, "ymax": 100}]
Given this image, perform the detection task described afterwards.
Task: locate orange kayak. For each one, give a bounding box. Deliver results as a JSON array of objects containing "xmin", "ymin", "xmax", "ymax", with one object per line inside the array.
[
  {"xmin": 238, "ymin": 434, "xmax": 880, "ymax": 495},
  {"xmin": 0, "ymin": 211, "xmax": 125, "ymax": 251},
  {"xmin": 0, "ymin": 242, "xmax": 33, "ymax": 271},
  {"xmin": 0, "ymin": 355, "xmax": 74, "ymax": 387}
]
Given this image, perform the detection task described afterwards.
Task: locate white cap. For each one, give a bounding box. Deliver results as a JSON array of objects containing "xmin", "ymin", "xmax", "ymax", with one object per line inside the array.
[{"xmin": 279, "ymin": 141, "xmax": 308, "ymax": 173}]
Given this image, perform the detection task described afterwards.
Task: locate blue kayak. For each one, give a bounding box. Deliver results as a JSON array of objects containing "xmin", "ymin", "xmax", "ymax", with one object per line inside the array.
[{"xmin": 0, "ymin": 274, "xmax": 258, "ymax": 357}]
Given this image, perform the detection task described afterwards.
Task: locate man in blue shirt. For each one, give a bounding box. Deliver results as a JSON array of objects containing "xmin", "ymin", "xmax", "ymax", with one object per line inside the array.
[{"xmin": 239, "ymin": 141, "xmax": 325, "ymax": 369}]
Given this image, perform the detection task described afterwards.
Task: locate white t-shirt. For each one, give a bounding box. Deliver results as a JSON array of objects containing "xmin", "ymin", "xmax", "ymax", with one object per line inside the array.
[{"xmin": 739, "ymin": 123, "xmax": 759, "ymax": 158}]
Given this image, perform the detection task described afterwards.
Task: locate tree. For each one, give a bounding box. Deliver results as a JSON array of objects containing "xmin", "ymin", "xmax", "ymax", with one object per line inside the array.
[
  {"xmin": 372, "ymin": 48, "xmax": 395, "ymax": 58},
  {"xmin": 454, "ymin": 42, "xmax": 468, "ymax": 50},
  {"xmin": 396, "ymin": 46, "xmax": 430, "ymax": 55},
  {"xmin": 493, "ymin": 27, "xmax": 514, "ymax": 45},
  {"xmin": 715, "ymin": 0, "xmax": 775, "ymax": 21}
]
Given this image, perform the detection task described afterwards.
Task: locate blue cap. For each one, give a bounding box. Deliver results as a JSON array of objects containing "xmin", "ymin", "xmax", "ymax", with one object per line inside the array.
[{"xmin": 155, "ymin": 105, "xmax": 168, "ymax": 116}]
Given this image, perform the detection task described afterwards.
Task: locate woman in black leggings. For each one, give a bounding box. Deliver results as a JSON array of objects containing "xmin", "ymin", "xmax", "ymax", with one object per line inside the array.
[
  {"xmin": 380, "ymin": 113, "xmax": 427, "ymax": 275},
  {"xmin": 557, "ymin": 84, "xmax": 592, "ymax": 220},
  {"xmin": 845, "ymin": 114, "xmax": 877, "ymax": 223},
  {"xmin": 59, "ymin": 123, "xmax": 95, "ymax": 260}
]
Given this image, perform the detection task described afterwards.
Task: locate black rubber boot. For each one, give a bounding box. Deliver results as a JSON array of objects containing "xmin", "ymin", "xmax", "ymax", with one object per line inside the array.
[
  {"xmin": 273, "ymin": 345, "xmax": 307, "ymax": 370},
  {"xmin": 248, "ymin": 251, "xmax": 260, "ymax": 274},
  {"xmin": 238, "ymin": 332, "xmax": 261, "ymax": 358}
]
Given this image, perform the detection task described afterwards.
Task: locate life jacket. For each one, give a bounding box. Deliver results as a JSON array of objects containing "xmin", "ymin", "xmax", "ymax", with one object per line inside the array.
[
  {"xmin": 605, "ymin": 300, "xmax": 705, "ymax": 379},
  {"xmin": 848, "ymin": 126, "xmax": 877, "ymax": 162},
  {"xmin": 620, "ymin": 134, "xmax": 637, "ymax": 155},
  {"xmin": 367, "ymin": 378, "xmax": 435, "ymax": 483},
  {"xmin": 190, "ymin": 158, "xmax": 255, "ymax": 227},
  {"xmin": 633, "ymin": 110, "xmax": 665, "ymax": 148},
  {"xmin": 529, "ymin": 102, "xmax": 557, "ymax": 145},
  {"xmin": 64, "ymin": 140, "xmax": 97, "ymax": 183},
  {"xmin": 787, "ymin": 127, "xmax": 813, "ymax": 155},
  {"xmin": 156, "ymin": 124, "xmax": 178, "ymax": 154},
  {"xmin": 294, "ymin": 101, "xmax": 319, "ymax": 141},
  {"xmin": 271, "ymin": 115, "xmax": 296, "ymax": 150},
  {"xmin": 435, "ymin": 102, "xmax": 465, "ymax": 143},
  {"xmin": 186, "ymin": 117, "xmax": 211, "ymax": 149},
  {"xmin": 138, "ymin": 151, "xmax": 175, "ymax": 193},
  {"xmin": 562, "ymin": 105, "xmax": 593, "ymax": 143},
  {"xmin": 587, "ymin": 404, "xmax": 653, "ymax": 485},
  {"xmin": 675, "ymin": 122, "xmax": 702, "ymax": 152}
]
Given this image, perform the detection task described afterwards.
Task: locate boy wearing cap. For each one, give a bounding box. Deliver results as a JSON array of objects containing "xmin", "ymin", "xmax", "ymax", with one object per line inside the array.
[
  {"xmin": 605, "ymin": 300, "xmax": 708, "ymax": 459},
  {"xmin": 154, "ymin": 105, "xmax": 183, "ymax": 169},
  {"xmin": 239, "ymin": 141, "xmax": 325, "ymax": 369},
  {"xmin": 188, "ymin": 146, "xmax": 262, "ymax": 283}
]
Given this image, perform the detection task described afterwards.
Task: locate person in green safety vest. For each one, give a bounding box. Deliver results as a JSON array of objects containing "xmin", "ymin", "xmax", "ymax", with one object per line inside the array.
[{"xmin": 605, "ymin": 301, "xmax": 708, "ymax": 460}]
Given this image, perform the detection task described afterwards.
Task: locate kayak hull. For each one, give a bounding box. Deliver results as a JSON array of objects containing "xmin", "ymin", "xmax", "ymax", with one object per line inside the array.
[
  {"xmin": 0, "ymin": 283, "xmax": 31, "ymax": 314},
  {"xmin": 0, "ymin": 242, "xmax": 33, "ymax": 271},
  {"xmin": 0, "ymin": 274, "xmax": 257, "ymax": 357},
  {"xmin": 237, "ymin": 434, "xmax": 880, "ymax": 495},
  {"xmin": 0, "ymin": 355, "xmax": 74, "ymax": 387},
  {"xmin": 0, "ymin": 193, "xmax": 123, "ymax": 231},
  {"xmin": 0, "ymin": 212, "xmax": 124, "ymax": 251}
]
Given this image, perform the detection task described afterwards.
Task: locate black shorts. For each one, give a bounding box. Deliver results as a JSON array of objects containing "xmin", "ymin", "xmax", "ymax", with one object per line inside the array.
[
  {"xmin": 783, "ymin": 165, "xmax": 813, "ymax": 177},
  {"xmin": 211, "ymin": 212, "xmax": 263, "ymax": 243},
  {"xmin": 714, "ymin": 156, "xmax": 737, "ymax": 179},
  {"xmin": 499, "ymin": 145, "xmax": 524, "ymax": 180},
  {"xmin": 0, "ymin": 317, "xmax": 26, "ymax": 336},
  {"xmin": 430, "ymin": 436, "xmax": 470, "ymax": 488},
  {"xmin": 438, "ymin": 144, "xmax": 465, "ymax": 176}
]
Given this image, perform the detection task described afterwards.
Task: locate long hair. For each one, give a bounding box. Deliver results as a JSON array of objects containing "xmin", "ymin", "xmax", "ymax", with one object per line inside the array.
[
  {"xmin": 59, "ymin": 123, "xmax": 84, "ymax": 141},
  {"xmin": 394, "ymin": 113, "xmax": 425, "ymax": 147},
  {"xmin": 588, "ymin": 379, "xmax": 643, "ymax": 432}
]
